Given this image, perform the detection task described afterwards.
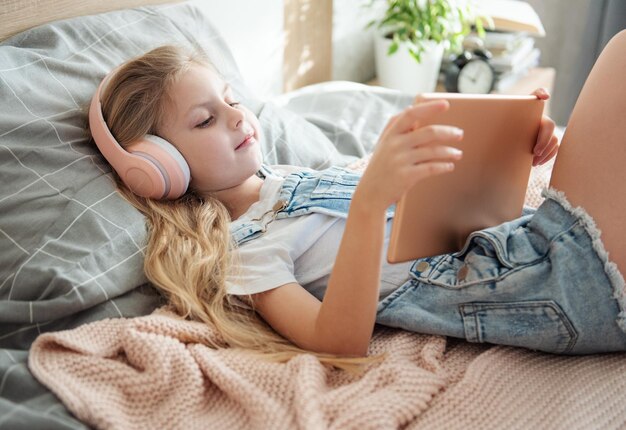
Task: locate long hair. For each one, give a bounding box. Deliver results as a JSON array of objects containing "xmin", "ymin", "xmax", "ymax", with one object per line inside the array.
[{"xmin": 91, "ymin": 45, "xmax": 381, "ymax": 372}]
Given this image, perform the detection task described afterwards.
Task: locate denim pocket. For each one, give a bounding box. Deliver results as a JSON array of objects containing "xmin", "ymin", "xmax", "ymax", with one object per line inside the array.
[
  {"xmin": 454, "ymin": 231, "xmax": 515, "ymax": 269},
  {"xmin": 412, "ymin": 236, "xmax": 519, "ymax": 290},
  {"xmin": 413, "ymin": 216, "xmax": 551, "ymax": 289},
  {"xmin": 310, "ymin": 168, "xmax": 360, "ymax": 200},
  {"xmin": 459, "ymin": 300, "xmax": 578, "ymax": 353}
]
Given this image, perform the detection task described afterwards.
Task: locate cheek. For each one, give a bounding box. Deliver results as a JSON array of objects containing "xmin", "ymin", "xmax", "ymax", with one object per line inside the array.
[
  {"xmin": 186, "ymin": 156, "xmax": 224, "ymax": 187},
  {"xmin": 177, "ymin": 142, "xmax": 204, "ymax": 165}
]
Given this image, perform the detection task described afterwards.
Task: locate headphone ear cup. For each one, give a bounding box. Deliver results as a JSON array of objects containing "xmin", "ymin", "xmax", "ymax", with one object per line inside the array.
[
  {"xmin": 125, "ymin": 134, "xmax": 191, "ymax": 200},
  {"xmin": 89, "ymin": 70, "xmax": 190, "ymax": 200}
]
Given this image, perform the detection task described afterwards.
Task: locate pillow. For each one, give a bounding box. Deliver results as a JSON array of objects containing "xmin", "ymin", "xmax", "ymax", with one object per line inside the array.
[
  {"xmin": 0, "ymin": 2, "xmax": 264, "ymax": 349},
  {"xmin": 269, "ymin": 81, "xmax": 414, "ymax": 163}
]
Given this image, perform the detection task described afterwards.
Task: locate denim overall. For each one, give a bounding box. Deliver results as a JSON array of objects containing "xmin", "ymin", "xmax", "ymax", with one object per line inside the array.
[
  {"xmin": 231, "ymin": 166, "xmax": 626, "ymax": 355},
  {"xmin": 230, "ymin": 166, "xmax": 393, "ymax": 245}
]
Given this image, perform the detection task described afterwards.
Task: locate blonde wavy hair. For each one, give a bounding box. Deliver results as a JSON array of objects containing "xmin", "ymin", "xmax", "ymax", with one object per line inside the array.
[{"xmin": 91, "ymin": 45, "xmax": 382, "ymax": 373}]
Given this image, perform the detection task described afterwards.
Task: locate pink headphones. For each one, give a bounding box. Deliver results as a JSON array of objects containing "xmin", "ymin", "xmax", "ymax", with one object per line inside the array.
[{"xmin": 89, "ymin": 71, "xmax": 191, "ymax": 200}]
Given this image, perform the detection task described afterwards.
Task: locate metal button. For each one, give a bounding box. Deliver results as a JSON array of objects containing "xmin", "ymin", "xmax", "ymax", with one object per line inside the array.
[
  {"xmin": 272, "ymin": 200, "xmax": 287, "ymax": 212},
  {"xmin": 416, "ymin": 261, "xmax": 430, "ymax": 272},
  {"xmin": 457, "ymin": 265, "xmax": 469, "ymax": 282}
]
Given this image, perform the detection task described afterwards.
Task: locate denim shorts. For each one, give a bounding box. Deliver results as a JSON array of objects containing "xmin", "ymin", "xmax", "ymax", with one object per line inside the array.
[{"xmin": 376, "ymin": 188, "xmax": 626, "ymax": 354}]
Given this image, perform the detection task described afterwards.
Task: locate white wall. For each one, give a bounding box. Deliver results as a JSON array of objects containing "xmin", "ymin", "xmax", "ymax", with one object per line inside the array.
[
  {"xmin": 525, "ymin": 0, "xmax": 626, "ymax": 125},
  {"xmin": 332, "ymin": 0, "xmax": 382, "ymax": 83},
  {"xmin": 191, "ymin": 0, "xmax": 379, "ymax": 97},
  {"xmin": 191, "ymin": 0, "xmax": 284, "ymax": 100}
]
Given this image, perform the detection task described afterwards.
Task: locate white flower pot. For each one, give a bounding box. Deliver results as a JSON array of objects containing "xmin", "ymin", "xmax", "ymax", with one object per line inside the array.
[{"xmin": 374, "ymin": 35, "xmax": 444, "ymax": 94}]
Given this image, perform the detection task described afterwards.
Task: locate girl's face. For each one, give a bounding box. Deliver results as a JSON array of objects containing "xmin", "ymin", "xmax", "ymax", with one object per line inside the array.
[{"xmin": 158, "ymin": 64, "xmax": 263, "ymax": 194}]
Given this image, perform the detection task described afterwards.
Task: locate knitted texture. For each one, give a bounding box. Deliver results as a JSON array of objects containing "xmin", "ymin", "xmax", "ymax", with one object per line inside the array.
[
  {"xmin": 28, "ymin": 309, "xmax": 450, "ymax": 430},
  {"xmin": 28, "ymin": 309, "xmax": 626, "ymax": 430},
  {"xmin": 409, "ymin": 347, "xmax": 626, "ymax": 430},
  {"xmin": 524, "ymin": 157, "xmax": 556, "ymax": 208}
]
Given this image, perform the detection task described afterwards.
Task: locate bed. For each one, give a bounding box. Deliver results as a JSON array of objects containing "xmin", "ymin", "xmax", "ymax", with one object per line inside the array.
[{"xmin": 1, "ymin": 1, "xmax": 625, "ymax": 429}]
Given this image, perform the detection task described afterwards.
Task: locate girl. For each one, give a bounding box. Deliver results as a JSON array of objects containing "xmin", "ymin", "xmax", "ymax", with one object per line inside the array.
[{"xmin": 89, "ymin": 32, "xmax": 626, "ymax": 367}]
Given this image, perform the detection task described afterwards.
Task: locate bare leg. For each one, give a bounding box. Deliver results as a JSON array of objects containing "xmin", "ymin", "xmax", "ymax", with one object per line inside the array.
[{"xmin": 549, "ymin": 30, "xmax": 626, "ymax": 274}]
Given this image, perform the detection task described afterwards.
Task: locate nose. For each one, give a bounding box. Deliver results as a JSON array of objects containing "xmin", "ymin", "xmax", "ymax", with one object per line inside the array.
[{"xmin": 228, "ymin": 105, "xmax": 245, "ymax": 129}]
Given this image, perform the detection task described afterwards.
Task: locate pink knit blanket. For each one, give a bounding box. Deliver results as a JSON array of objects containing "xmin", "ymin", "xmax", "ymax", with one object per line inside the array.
[{"xmin": 28, "ymin": 308, "xmax": 626, "ymax": 430}]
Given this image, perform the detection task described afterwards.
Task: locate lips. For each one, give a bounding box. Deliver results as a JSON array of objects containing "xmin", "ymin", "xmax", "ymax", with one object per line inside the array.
[{"xmin": 235, "ymin": 134, "xmax": 255, "ymax": 151}]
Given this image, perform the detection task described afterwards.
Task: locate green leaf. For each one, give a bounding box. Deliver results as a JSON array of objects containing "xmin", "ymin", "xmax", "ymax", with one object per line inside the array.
[
  {"xmin": 408, "ymin": 49, "xmax": 422, "ymax": 63},
  {"xmin": 366, "ymin": 0, "xmax": 484, "ymax": 51},
  {"xmin": 387, "ymin": 41, "xmax": 399, "ymax": 55}
]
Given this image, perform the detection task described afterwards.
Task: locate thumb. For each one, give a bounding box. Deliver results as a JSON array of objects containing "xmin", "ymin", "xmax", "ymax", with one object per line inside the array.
[
  {"xmin": 377, "ymin": 112, "xmax": 401, "ymax": 143},
  {"xmin": 413, "ymin": 94, "xmax": 427, "ymax": 104}
]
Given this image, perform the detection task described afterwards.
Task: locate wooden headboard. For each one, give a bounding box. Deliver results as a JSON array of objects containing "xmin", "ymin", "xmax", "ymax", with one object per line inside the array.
[
  {"xmin": 0, "ymin": 0, "xmax": 332, "ymax": 92},
  {"xmin": 0, "ymin": 0, "xmax": 182, "ymax": 42}
]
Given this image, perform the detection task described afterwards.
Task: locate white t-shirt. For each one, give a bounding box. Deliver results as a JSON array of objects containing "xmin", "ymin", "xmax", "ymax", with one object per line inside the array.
[{"xmin": 226, "ymin": 169, "xmax": 414, "ymax": 302}]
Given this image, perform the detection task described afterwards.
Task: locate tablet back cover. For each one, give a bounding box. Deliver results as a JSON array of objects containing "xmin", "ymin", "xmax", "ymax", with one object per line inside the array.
[{"xmin": 387, "ymin": 93, "xmax": 544, "ymax": 263}]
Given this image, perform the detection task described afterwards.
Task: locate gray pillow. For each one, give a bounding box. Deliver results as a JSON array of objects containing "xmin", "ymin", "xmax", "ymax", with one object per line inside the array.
[{"xmin": 0, "ymin": 2, "xmax": 263, "ymax": 348}]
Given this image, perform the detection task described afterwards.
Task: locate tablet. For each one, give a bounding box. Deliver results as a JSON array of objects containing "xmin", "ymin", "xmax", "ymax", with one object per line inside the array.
[{"xmin": 387, "ymin": 93, "xmax": 544, "ymax": 263}]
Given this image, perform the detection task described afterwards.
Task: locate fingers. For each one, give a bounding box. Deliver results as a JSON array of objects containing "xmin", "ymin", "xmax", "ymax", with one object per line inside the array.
[
  {"xmin": 379, "ymin": 112, "xmax": 402, "ymax": 142},
  {"xmin": 413, "ymin": 94, "xmax": 427, "ymax": 104},
  {"xmin": 408, "ymin": 144, "xmax": 463, "ymax": 165},
  {"xmin": 409, "ymin": 161, "xmax": 456, "ymax": 180},
  {"xmin": 403, "ymin": 124, "xmax": 464, "ymax": 148},
  {"xmin": 388, "ymin": 100, "xmax": 450, "ymax": 135},
  {"xmin": 533, "ymin": 135, "xmax": 559, "ymax": 166},
  {"xmin": 532, "ymin": 87, "xmax": 551, "ymax": 100},
  {"xmin": 534, "ymin": 116, "xmax": 556, "ymax": 156}
]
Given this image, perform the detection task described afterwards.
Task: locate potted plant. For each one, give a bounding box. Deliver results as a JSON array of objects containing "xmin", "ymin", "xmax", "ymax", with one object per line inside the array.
[{"xmin": 368, "ymin": 0, "xmax": 486, "ymax": 94}]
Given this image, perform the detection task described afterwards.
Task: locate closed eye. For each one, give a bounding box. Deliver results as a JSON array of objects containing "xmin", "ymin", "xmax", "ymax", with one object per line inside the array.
[
  {"xmin": 195, "ymin": 101, "xmax": 240, "ymax": 128},
  {"xmin": 196, "ymin": 117, "xmax": 214, "ymax": 128}
]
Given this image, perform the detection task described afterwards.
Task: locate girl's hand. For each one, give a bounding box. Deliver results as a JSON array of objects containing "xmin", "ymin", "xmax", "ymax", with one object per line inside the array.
[
  {"xmin": 356, "ymin": 100, "xmax": 464, "ymax": 211},
  {"xmin": 532, "ymin": 88, "xmax": 560, "ymax": 166}
]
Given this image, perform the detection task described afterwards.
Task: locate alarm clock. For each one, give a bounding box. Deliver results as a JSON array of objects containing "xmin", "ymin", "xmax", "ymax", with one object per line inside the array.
[{"xmin": 444, "ymin": 49, "xmax": 496, "ymax": 94}]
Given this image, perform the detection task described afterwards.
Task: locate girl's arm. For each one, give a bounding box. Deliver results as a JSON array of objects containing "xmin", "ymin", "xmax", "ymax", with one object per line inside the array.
[{"xmin": 252, "ymin": 100, "xmax": 464, "ymax": 356}]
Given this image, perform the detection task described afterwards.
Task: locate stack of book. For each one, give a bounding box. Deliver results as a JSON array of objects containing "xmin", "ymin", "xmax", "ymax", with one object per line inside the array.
[{"xmin": 476, "ymin": 0, "xmax": 545, "ymax": 92}]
